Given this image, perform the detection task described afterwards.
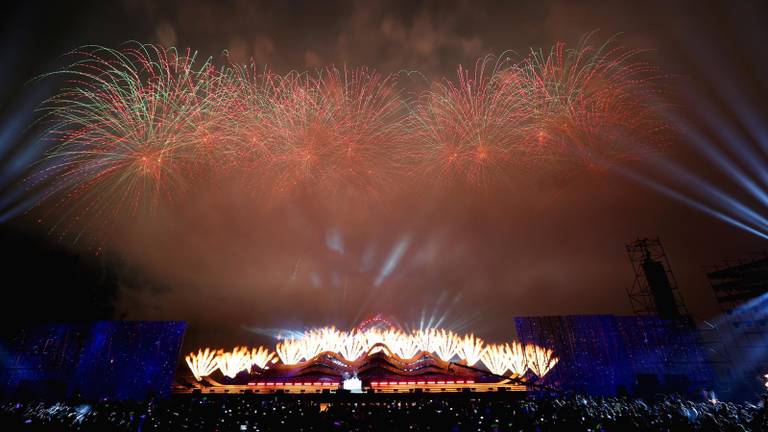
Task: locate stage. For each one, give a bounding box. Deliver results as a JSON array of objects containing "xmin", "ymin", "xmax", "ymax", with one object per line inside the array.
[{"xmin": 174, "ymin": 378, "xmax": 527, "ymax": 395}]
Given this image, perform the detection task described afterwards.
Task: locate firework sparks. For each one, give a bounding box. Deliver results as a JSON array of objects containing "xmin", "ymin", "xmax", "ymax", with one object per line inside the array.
[
  {"xmin": 249, "ymin": 346, "xmax": 275, "ymax": 369},
  {"xmin": 338, "ymin": 331, "xmax": 368, "ymax": 361},
  {"xmin": 275, "ymin": 338, "xmax": 304, "ymax": 365},
  {"xmin": 458, "ymin": 334, "xmax": 486, "ymax": 367},
  {"xmin": 525, "ymin": 343, "xmax": 559, "ymax": 378},
  {"xmin": 216, "ymin": 346, "xmax": 252, "ymax": 378},
  {"xmin": 506, "ymin": 342, "xmax": 528, "ymax": 377},
  {"xmin": 428, "ymin": 328, "xmax": 460, "ymax": 361},
  {"xmin": 184, "ymin": 348, "xmax": 219, "ymax": 381},
  {"xmin": 481, "ymin": 344, "xmax": 510, "ymax": 376},
  {"xmin": 187, "ymin": 325, "xmax": 558, "ymax": 380},
  {"xmin": 391, "ymin": 330, "xmax": 422, "ymax": 359},
  {"xmin": 239, "ymin": 67, "xmax": 409, "ymax": 200}
]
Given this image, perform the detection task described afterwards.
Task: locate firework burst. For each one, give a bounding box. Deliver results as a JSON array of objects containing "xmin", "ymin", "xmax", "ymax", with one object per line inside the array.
[
  {"xmin": 215, "ymin": 346, "xmax": 253, "ymax": 378},
  {"xmin": 255, "ymin": 67, "xmax": 408, "ymax": 201},
  {"xmin": 520, "ymin": 34, "xmax": 667, "ymax": 170},
  {"xmin": 30, "ymin": 36, "xmax": 667, "ymax": 240},
  {"xmin": 37, "ymin": 43, "xmax": 227, "ymax": 239},
  {"xmin": 410, "ymin": 55, "xmax": 534, "ymax": 188}
]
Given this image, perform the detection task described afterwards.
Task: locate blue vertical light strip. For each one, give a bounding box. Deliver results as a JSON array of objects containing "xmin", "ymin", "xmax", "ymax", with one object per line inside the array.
[
  {"xmin": 0, "ymin": 321, "xmax": 188, "ymax": 400},
  {"xmin": 70, "ymin": 322, "xmax": 111, "ymax": 399},
  {"xmin": 514, "ymin": 315, "xmax": 713, "ymax": 396},
  {"xmin": 514, "ymin": 315, "xmax": 633, "ymax": 396}
]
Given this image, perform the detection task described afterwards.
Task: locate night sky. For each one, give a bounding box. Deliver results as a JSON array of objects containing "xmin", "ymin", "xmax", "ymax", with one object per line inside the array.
[{"xmin": 1, "ymin": 0, "xmax": 767, "ymax": 349}]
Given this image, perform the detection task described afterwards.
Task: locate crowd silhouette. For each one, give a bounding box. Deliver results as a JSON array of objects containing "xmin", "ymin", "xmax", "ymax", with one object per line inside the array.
[{"xmin": 2, "ymin": 393, "xmax": 767, "ymax": 431}]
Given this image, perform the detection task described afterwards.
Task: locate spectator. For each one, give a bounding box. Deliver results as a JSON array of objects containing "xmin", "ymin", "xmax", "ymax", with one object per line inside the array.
[{"xmin": 0, "ymin": 394, "xmax": 763, "ymax": 431}]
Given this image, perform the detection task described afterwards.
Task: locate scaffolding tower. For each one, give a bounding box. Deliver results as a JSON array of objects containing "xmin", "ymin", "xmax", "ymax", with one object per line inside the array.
[{"xmin": 625, "ymin": 237, "xmax": 689, "ymax": 319}]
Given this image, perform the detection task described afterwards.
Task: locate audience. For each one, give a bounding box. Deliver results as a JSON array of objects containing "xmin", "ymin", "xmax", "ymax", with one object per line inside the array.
[{"xmin": 1, "ymin": 394, "xmax": 766, "ymax": 431}]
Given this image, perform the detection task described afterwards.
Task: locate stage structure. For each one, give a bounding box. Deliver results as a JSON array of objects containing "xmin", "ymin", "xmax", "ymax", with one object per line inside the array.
[
  {"xmin": 699, "ymin": 253, "xmax": 768, "ymax": 399},
  {"xmin": 621, "ymin": 238, "xmax": 715, "ymax": 396},
  {"xmin": 707, "ymin": 252, "xmax": 768, "ymax": 312},
  {"xmin": 625, "ymin": 238, "xmax": 688, "ymax": 319},
  {"xmin": 177, "ymin": 323, "xmax": 558, "ymax": 395}
]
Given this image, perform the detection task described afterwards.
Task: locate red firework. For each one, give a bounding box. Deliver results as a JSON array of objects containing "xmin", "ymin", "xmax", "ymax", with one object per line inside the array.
[
  {"xmin": 409, "ymin": 55, "xmax": 537, "ymax": 189},
  {"xmin": 32, "ymin": 36, "xmax": 668, "ymax": 241},
  {"xmin": 520, "ymin": 34, "xmax": 668, "ymax": 171},
  {"xmin": 245, "ymin": 66, "xmax": 410, "ymax": 200}
]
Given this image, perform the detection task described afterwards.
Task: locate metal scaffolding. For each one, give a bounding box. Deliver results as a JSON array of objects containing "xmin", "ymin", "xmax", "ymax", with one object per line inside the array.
[{"xmin": 625, "ymin": 237, "xmax": 689, "ymax": 318}]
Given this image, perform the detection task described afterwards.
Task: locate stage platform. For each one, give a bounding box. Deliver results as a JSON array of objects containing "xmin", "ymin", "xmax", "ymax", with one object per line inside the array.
[{"xmin": 174, "ymin": 379, "xmax": 527, "ymax": 395}]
